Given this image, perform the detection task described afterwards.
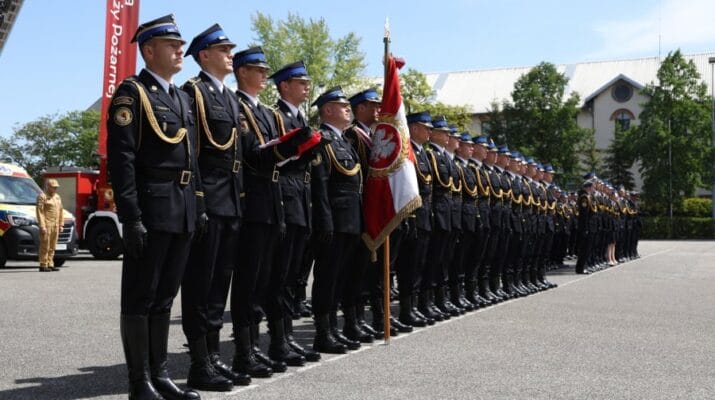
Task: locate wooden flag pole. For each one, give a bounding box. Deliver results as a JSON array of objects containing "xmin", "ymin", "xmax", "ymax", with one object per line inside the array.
[
  {"xmin": 382, "ymin": 17, "xmax": 391, "ymax": 345},
  {"xmin": 383, "ymin": 237, "xmax": 391, "ymax": 344}
]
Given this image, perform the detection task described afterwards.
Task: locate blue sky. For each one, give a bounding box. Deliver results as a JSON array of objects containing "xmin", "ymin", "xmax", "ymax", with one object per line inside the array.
[{"xmin": 1, "ymin": 0, "xmax": 714, "ymax": 138}]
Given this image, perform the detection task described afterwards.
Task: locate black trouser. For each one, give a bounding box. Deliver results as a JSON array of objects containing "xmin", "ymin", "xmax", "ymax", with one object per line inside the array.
[
  {"xmin": 121, "ymin": 230, "xmax": 193, "ymax": 316},
  {"xmin": 257, "ymin": 223, "xmax": 306, "ymax": 321},
  {"xmin": 399, "ymin": 227, "xmax": 430, "ymax": 297},
  {"xmin": 472, "ymin": 226, "xmax": 490, "ymax": 282},
  {"xmin": 281, "ymin": 225, "xmax": 310, "ymax": 318},
  {"xmin": 458, "ymin": 229, "xmax": 479, "ymax": 284},
  {"xmin": 182, "ymin": 216, "xmax": 240, "ymax": 340},
  {"xmin": 368, "ymin": 225, "xmax": 407, "ymax": 301},
  {"xmin": 312, "ymin": 232, "xmax": 360, "ymax": 315},
  {"xmin": 575, "ymin": 231, "xmax": 591, "ymax": 271},
  {"xmin": 231, "ymin": 222, "xmax": 279, "ymax": 329},
  {"xmin": 441, "ymin": 230, "xmax": 460, "ymax": 287},
  {"xmin": 422, "ymin": 228, "xmax": 451, "ymax": 291}
]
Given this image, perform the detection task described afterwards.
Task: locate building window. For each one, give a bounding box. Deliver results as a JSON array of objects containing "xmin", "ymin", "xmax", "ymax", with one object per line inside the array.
[
  {"xmin": 611, "ymin": 109, "xmax": 635, "ymax": 130},
  {"xmin": 612, "ymin": 82, "xmax": 633, "ymax": 103}
]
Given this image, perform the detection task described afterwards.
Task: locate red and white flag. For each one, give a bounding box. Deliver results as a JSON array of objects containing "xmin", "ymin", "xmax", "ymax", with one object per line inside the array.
[{"xmin": 362, "ymin": 55, "xmax": 422, "ymax": 254}]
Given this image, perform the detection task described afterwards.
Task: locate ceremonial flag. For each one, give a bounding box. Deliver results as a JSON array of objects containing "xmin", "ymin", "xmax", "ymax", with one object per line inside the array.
[{"xmin": 361, "ymin": 54, "xmax": 422, "ymax": 254}]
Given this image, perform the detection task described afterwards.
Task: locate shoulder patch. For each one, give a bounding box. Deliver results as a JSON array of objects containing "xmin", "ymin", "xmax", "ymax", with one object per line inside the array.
[
  {"xmin": 112, "ymin": 96, "xmax": 134, "ymax": 106},
  {"xmin": 114, "ymin": 107, "xmax": 133, "ymax": 127}
]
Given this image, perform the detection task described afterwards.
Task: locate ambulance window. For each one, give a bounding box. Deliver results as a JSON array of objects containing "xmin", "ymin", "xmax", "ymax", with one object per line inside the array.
[{"xmin": 0, "ymin": 176, "xmax": 42, "ymax": 205}]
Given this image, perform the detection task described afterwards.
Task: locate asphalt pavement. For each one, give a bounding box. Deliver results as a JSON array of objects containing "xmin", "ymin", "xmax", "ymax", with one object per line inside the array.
[{"xmin": 0, "ymin": 240, "xmax": 714, "ymax": 400}]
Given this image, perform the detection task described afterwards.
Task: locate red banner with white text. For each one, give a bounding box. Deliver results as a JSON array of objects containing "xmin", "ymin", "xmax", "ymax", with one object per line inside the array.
[{"xmin": 97, "ymin": 0, "xmax": 139, "ymax": 159}]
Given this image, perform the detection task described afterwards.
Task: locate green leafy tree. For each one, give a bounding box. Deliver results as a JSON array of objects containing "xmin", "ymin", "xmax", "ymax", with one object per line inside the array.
[
  {"xmin": 249, "ymin": 12, "xmax": 367, "ymax": 120},
  {"xmin": 498, "ymin": 62, "xmax": 593, "ymax": 183},
  {"xmin": 400, "ymin": 68, "xmax": 433, "ymax": 113},
  {"xmin": 0, "ymin": 110, "xmax": 99, "ymax": 179},
  {"xmin": 623, "ymin": 50, "xmax": 713, "ymax": 211},
  {"xmin": 399, "ymin": 68, "xmax": 473, "ymax": 131},
  {"xmin": 577, "ymin": 132, "xmax": 603, "ymax": 179},
  {"xmin": 602, "ymin": 123, "xmax": 635, "ymax": 190}
]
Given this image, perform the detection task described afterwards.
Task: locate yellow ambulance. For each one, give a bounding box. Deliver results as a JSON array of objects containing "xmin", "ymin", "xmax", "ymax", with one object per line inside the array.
[{"xmin": 0, "ymin": 162, "xmax": 78, "ymax": 267}]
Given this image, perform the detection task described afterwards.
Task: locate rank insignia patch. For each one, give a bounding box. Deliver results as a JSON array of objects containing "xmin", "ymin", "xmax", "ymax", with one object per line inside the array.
[{"xmin": 112, "ymin": 96, "xmax": 134, "ymax": 106}]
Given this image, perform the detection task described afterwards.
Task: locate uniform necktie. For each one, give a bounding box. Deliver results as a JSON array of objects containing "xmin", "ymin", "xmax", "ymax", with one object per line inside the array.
[
  {"xmin": 297, "ymin": 111, "xmax": 308, "ymax": 127},
  {"xmin": 169, "ymin": 85, "xmax": 181, "ymax": 109},
  {"xmin": 222, "ymin": 87, "xmax": 233, "ymax": 106}
]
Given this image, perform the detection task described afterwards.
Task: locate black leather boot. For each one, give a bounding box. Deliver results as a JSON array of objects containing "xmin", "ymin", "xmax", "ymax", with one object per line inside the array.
[
  {"xmin": 206, "ymin": 331, "xmax": 250, "ymax": 386},
  {"xmin": 187, "ymin": 336, "xmax": 233, "ymax": 392},
  {"xmin": 399, "ymin": 295, "xmax": 426, "ymax": 327},
  {"xmin": 418, "ymin": 290, "xmax": 443, "ymax": 322},
  {"xmin": 313, "ymin": 314, "xmax": 346, "ymax": 354},
  {"xmin": 330, "ymin": 312, "xmax": 360, "ymax": 350},
  {"xmin": 342, "ymin": 306, "xmax": 374, "ymax": 343},
  {"xmin": 251, "ymin": 324, "xmax": 287, "ymax": 372},
  {"xmin": 356, "ymin": 302, "xmax": 378, "ymax": 337},
  {"xmin": 232, "ymin": 326, "xmax": 273, "ymax": 378},
  {"xmin": 284, "ymin": 317, "xmax": 320, "ymax": 362},
  {"xmin": 148, "ymin": 313, "xmax": 200, "ymax": 400},
  {"xmin": 371, "ymin": 298, "xmax": 399, "ymax": 337},
  {"xmin": 478, "ymin": 277, "xmax": 497, "ymax": 304},
  {"xmin": 268, "ymin": 319, "xmax": 306, "ymax": 367},
  {"xmin": 390, "ymin": 316, "xmax": 413, "ymax": 333},
  {"xmin": 120, "ymin": 315, "xmax": 163, "ymax": 400},
  {"xmin": 412, "ymin": 294, "xmax": 434, "ymax": 325}
]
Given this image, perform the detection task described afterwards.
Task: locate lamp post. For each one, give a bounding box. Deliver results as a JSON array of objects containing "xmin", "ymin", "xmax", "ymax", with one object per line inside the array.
[{"xmin": 709, "ymin": 56, "xmax": 715, "ymax": 219}]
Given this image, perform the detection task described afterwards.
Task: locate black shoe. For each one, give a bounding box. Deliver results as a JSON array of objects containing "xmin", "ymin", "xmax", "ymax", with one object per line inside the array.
[
  {"xmin": 120, "ymin": 315, "xmax": 164, "ymax": 400},
  {"xmin": 148, "ymin": 314, "xmax": 200, "ymax": 400},
  {"xmin": 390, "ymin": 316, "xmax": 413, "ymax": 333},
  {"xmin": 253, "ymin": 345, "xmax": 287, "ymax": 372},
  {"xmin": 413, "ymin": 308, "xmax": 435, "ymax": 325},
  {"xmin": 267, "ymin": 319, "xmax": 306, "ymax": 367},
  {"xmin": 187, "ymin": 336, "xmax": 233, "ymax": 392},
  {"xmin": 206, "ymin": 331, "xmax": 251, "ymax": 386},
  {"xmin": 342, "ymin": 307, "xmax": 375, "ymax": 343},
  {"xmin": 358, "ymin": 320, "xmax": 379, "ymax": 337},
  {"xmin": 313, "ymin": 314, "xmax": 346, "ymax": 354},
  {"xmin": 331, "ymin": 328, "xmax": 361, "ymax": 350},
  {"xmin": 232, "ymin": 327, "xmax": 273, "ymax": 378},
  {"xmin": 286, "ymin": 335, "xmax": 321, "ymax": 362}
]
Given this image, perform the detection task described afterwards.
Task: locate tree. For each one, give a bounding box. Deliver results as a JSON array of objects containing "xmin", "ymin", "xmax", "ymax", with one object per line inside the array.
[
  {"xmin": 577, "ymin": 132, "xmax": 603, "ymax": 180},
  {"xmin": 249, "ymin": 12, "xmax": 367, "ymax": 119},
  {"xmin": 496, "ymin": 62, "xmax": 593, "ymax": 184},
  {"xmin": 0, "ymin": 110, "xmax": 99, "ymax": 179},
  {"xmin": 602, "ymin": 123, "xmax": 635, "ymax": 190},
  {"xmin": 399, "ymin": 68, "xmax": 473, "ymax": 132},
  {"xmin": 400, "ymin": 68, "xmax": 433, "ymax": 113},
  {"xmin": 623, "ymin": 50, "xmax": 712, "ymax": 211}
]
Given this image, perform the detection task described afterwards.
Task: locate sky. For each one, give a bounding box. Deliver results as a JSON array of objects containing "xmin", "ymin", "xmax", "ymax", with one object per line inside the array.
[{"xmin": 1, "ymin": 0, "xmax": 714, "ymax": 139}]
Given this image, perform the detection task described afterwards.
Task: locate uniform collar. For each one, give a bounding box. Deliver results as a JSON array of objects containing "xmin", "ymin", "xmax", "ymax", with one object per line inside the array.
[
  {"xmin": 323, "ymin": 122, "xmax": 343, "ymax": 137},
  {"xmin": 279, "ymin": 98, "xmax": 303, "ymax": 119},
  {"xmin": 430, "ymin": 142, "xmax": 445, "ymax": 154},
  {"xmin": 202, "ymin": 70, "xmax": 225, "ymax": 93},
  {"xmin": 144, "ymin": 68, "xmax": 172, "ymax": 93},
  {"xmin": 238, "ymin": 89, "xmax": 259, "ymax": 107}
]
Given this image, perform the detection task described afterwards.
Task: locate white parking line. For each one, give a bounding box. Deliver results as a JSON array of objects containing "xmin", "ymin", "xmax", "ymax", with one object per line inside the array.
[{"xmin": 220, "ymin": 249, "xmax": 671, "ymax": 397}]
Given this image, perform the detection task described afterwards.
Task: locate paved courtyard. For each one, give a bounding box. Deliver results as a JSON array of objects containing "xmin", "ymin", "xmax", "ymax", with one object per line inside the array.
[{"xmin": 1, "ymin": 240, "xmax": 714, "ymax": 399}]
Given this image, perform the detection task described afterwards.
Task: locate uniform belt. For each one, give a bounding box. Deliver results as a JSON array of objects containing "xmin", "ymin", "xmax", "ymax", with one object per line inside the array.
[
  {"xmin": 201, "ymin": 157, "xmax": 241, "ymax": 173},
  {"xmin": 141, "ymin": 167, "xmax": 193, "ymax": 185},
  {"xmin": 330, "ymin": 182, "xmax": 362, "ymax": 194},
  {"xmin": 281, "ymin": 170, "xmax": 312, "ymax": 183}
]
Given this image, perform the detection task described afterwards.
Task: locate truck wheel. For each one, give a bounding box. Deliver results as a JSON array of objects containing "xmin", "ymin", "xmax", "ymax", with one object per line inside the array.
[
  {"xmin": 0, "ymin": 243, "xmax": 6, "ymax": 268},
  {"xmin": 87, "ymin": 221, "xmax": 123, "ymax": 260}
]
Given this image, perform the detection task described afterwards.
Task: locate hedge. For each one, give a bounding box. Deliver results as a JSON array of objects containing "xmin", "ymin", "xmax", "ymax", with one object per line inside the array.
[{"xmin": 641, "ymin": 216, "xmax": 715, "ymax": 239}]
